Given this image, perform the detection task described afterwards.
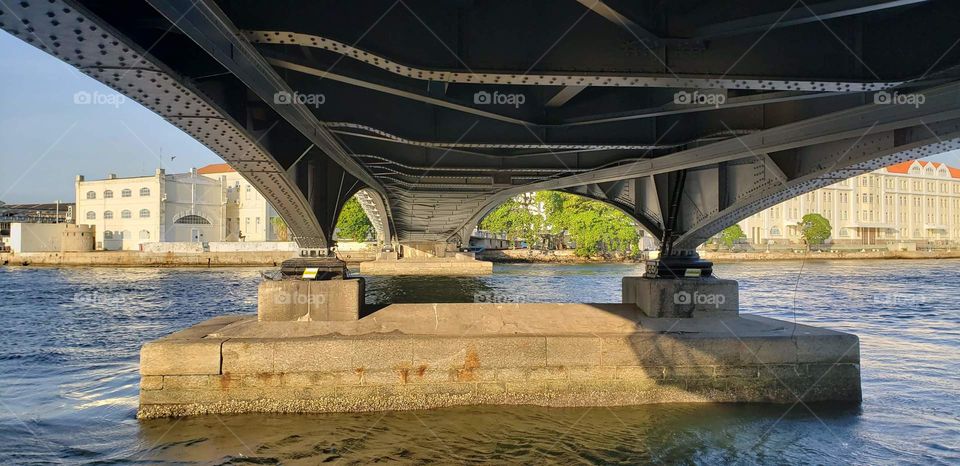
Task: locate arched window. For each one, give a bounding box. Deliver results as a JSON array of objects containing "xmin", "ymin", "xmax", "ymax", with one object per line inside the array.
[
  {"xmin": 139, "ymin": 187, "xmax": 150, "ymax": 197},
  {"xmin": 86, "ymin": 211, "xmax": 96, "ymax": 220},
  {"xmin": 139, "ymin": 209, "xmax": 150, "ymax": 218},
  {"xmin": 104, "ymin": 190, "xmax": 113, "ymax": 199},
  {"xmin": 121, "ymin": 189, "xmax": 132, "ymax": 198},
  {"xmin": 103, "ymin": 210, "xmax": 113, "ymax": 219},
  {"xmin": 910, "ymin": 166, "xmax": 921, "ymax": 174},
  {"xmin": 139, "ymin": 230, "xmax": 151, "ymax": 240},
  {"xmin": 770, "ymin": 227, "xmax": 781, "ymax": 236},
  {"xmin": 86, "ymin": 191, "xmax": 96, "ymax": 200},
  {"xmin": 174, "ymin": 214, "xmax": 211, "ymax": 225},
  {"xmin": 926, "ymin": 167, "xmax": 935, "ymax": 176},
  {"xmin": 104, "ymin": 231, "xmax": 113, "ymax": 239},
  {"xmin": 121, "ymin": 210, "xmax": 131, "ymax": 219}
]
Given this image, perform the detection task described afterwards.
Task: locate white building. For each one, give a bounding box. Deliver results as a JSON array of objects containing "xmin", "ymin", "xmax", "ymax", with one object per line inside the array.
[
  {"xmin": 75, "ymin": 169, "xmax": 226, "ymax": 250},
  {"xmin": 196, "ymin": 163, "xmax": 283, "ymax": 242},
  {"xmin": 74, "ymin": 164, "xmax": 285, "ymax": 250},
  {"xmin": 737, "ymin": 159, "xmax": 960, "ymax": 247}
]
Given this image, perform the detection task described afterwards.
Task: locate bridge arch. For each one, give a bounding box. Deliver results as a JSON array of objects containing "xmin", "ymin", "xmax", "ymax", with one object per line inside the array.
[{"xmin": 457, "ymin": 189, "xmax": 661, "ymax": 252}]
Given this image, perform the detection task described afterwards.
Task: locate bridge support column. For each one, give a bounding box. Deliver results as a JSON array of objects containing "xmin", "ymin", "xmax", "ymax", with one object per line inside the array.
[
  {"xmin": 358, "ymin": 241, "xmax": 493, "ymax": 275},
  {"xmin": 623, "ymin": 277, "xmax": 739, "ymax": 318}
]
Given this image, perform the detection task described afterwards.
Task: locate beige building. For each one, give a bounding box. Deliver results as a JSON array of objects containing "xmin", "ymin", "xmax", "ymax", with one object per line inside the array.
[
  {"xmin": 738, "ymin": 160, "xmax": 960, "ymax": 247},
  {"xmin": 75, "ymin": 169, "xmax": 226, "ymax": 250},
  {"xmin": 197, "ymin": 163, "xmax": 282, "ymax": 242}
]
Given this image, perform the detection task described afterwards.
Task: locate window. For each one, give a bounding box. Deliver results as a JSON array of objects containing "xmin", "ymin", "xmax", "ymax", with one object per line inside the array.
[
  {"xmin": 104, "ymin": 210, "xmax": 113, "ymax": 219},
  {"xmin": 104, "ymin": 231, "xmax": 113, "ymax": 239},
  {"xmin": 174, "ymin": 215, "xmax": 211, "ymax": 225},
  {"xmin": 139, "ymin": 209, "xmax": 150, "ymax": 218},
  {"xmin": 121, "ymin": 189, "xmax": 131, "ymax": 198},
  {"xmin": 139, "ymin": 230, "xmax": 150, "ymax": 240},
  {"xmin": 86, "ymin": 211, "xmax": 96, "ymax": 220},
  {"xmin": 139, "ymin": 187, "xmax": 150, "ymax": 197},
  {"xmin": 121, "ymin": 210, "xmax": 131, "ymax": 219},
  {"xmin": 104, "ymin": 190, "xmax": 113, "ymax": 199},
  {"xmin": 770, "ymin": 227, "xmax": 781, "ymax": 236},
  {"xmin": 86, "ymin": 191, "xmax": 96, "ymax": 200}
]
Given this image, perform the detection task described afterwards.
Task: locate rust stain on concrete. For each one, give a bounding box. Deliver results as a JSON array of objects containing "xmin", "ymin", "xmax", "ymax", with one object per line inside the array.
[
  {"xmin": 456, "ymin": 347, "xmax": 481, "ymax": 381},
  {"xmin": 220, "ymin": 372, "xmax": 233, "ymax": 390}
]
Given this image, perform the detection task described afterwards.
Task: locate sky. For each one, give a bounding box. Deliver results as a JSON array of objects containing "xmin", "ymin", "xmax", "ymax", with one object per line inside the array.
[{"xmin": 2, "ymin": 29, "xmax": 960, "ymax": 204}]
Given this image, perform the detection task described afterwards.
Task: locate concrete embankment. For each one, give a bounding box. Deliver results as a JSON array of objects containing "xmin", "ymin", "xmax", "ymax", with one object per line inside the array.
[
  {"xmin": 0, "ymin": 250, "xmax": 378, "ymax": 267},
  {"xmin": 702, "ymin": 249, "xmax": 960, "ymax": 262},
  {"xmin": 478, "ymin": 248, "xmax": 960, "ymax": 263}
]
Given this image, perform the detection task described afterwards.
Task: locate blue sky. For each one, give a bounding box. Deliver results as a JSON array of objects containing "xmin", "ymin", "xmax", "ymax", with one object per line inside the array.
[{"xmin": 1, "ymin": 29, "xmax": 959, "ymax": 204}]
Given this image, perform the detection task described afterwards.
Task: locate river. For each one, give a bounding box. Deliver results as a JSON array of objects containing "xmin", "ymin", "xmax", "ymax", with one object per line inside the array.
[{"xmin": 0, "ymin": 260, "xmax": 957, "ymax": 464}]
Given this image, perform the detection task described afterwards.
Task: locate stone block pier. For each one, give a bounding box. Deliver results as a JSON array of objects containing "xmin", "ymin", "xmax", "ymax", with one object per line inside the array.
[{"xmin": 138, "ymin": 284, "xmax": 861, "ymax": 418}]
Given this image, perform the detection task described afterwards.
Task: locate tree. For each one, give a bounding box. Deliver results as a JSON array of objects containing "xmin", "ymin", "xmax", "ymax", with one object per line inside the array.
[
  {"xmin": 719, "ymin": 225, "xmax": 746, "ymax": 249},
  {"xmin": 270, "ymin": 216, "xmax": 289, "ymax": 241},
  {"xmin": 479, "ymin": 194, "xmax": 542, "ymax": 248},
  {"xmin": 335, "ymin": 196, "xmax": 374, "ymax": 241},
  {"xmin": 799, "ymin": 213, "xmax": 831, "ymax": 248}
]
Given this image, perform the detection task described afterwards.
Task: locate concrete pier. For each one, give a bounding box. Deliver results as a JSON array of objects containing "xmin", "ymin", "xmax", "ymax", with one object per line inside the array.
[
  {"xmin": 359, "ymin": 242, "xmax": 493, "ymax": 275},
  {"xmin": 138, "ymin": 302, "xmax": 861, "ymax": 418}
]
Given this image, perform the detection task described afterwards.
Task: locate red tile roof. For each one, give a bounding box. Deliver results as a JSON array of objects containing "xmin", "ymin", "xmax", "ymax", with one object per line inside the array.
[
  {"xmin": 884, "ymin": 160, "xmax": 960, "ymax": 178},
  {"xmin": 197, "ymin": 163, "xmax": 236, "ymax": 174}
]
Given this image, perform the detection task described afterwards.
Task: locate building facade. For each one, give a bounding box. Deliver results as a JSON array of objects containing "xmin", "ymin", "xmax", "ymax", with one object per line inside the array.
[
  {"xmin": 196, "ymin": 163, "xmax": 282, "ymax": 242},
  {"xmin": 74, "ymin": 164, "xmax": 284, "ymax": 250},
  {"xmin": 738, "ymin": 160, "xmax": 960, "ymax": 247},
  {"xmin": 75, "ymin": 169, "xmax": 226, "ymax": 250}
]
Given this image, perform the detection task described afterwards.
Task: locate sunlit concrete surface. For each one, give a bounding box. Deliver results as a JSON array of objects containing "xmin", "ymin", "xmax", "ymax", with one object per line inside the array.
[{"xmin": 138, "ymin": 305, "xmax": 860, "ymax": 418}]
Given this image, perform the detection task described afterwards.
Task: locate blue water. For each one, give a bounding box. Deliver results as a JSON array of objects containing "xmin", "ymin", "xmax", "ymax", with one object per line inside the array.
[{"xmin": 0, "ymin": 260, "xmax": 957, "ymax": 464}]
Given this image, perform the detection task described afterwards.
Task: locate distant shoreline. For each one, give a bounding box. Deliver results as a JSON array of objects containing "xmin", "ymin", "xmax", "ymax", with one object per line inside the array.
[{"xmin": 477, "ymin": 248, "xmax": 960, "ymax": 263}]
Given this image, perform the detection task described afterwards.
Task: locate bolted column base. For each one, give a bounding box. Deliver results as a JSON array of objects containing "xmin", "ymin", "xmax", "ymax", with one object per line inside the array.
[
  {"xmin": 258, "ymin": 278, "xmax": 364, "ymax": 322},
  {"xmin": 623, "ymin": 276, "xmax": 739, "ymax": 318}
]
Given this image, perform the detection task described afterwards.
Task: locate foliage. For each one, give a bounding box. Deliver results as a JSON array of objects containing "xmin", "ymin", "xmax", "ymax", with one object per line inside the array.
[
  {"xmin": 335, "ymin": 196, "xmax": 374, "ymax": 241},
  {"xmin": 479, "ymin": 193, "xmax": 543, "ymax": 247},
  {"xmin": 270, "ymin": 216, "xmax": 289, "ymax": 241},
  {"xmin": 718, "ymin": 225, "xmax": 746, "ymax": 248},
  {"xmin": 799, "ymin": 213, "xmax": 831, "ymax": 247},
  {"xmin": 480, "ymin": 191, "xmax": 641, "ymax": 257}
]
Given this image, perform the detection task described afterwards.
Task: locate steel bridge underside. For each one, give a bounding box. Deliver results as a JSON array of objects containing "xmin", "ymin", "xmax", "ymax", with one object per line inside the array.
[{"xmin": 5, "ymin": 0, "xmax": 960, "ymax": 251}]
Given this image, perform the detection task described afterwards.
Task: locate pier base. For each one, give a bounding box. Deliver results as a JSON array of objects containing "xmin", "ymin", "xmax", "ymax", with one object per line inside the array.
[
  {"xmin": 359, "ymin": 242, "xmax": 493, "ymax": 275},
  {"xmin": 138, "ymin": 304, "xmax": 861, "ymax": 418}
]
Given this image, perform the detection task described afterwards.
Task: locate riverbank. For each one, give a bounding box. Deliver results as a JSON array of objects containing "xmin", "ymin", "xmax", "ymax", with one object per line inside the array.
[
  {"xmin": 478, "ymin": 248, "xmax": 960, "ymax": 263},
  {"xmin": 0, "ymin": 250, "xmax": 378, "ymax": 267}
]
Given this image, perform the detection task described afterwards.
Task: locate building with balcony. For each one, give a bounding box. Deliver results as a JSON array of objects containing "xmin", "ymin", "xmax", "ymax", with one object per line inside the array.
[{"xmin": 738, "ymin": 160, "xmax": 960, "ymax": 247}]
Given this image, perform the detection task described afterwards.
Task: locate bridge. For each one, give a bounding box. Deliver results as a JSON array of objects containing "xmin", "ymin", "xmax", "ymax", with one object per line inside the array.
[
  {"xmin": 5, "ymin": 0, "xmax": 960, "ymax": 265},
  {"xmin": 4, "ymin": 0, "xmax": 957, "ymax": 416}
]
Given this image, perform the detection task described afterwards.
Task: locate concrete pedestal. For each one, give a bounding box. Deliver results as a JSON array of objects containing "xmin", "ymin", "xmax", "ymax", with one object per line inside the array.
[
  {"xmin": 138, "ymin": 304, "xmax": 861, "ymax": 418},
  {"xmin": 359, "ymin": 255, "xmax": 493, "ymax": 275},
  {"xmin": 257, "ymin": 279, "xmax": 364, "ymax": 322},
  {"xmin": 623, "ymin": 276, "xmax": 739, "ymax": 318}
]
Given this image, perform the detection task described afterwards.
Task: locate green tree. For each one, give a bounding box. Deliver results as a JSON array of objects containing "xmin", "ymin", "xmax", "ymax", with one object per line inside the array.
[
  {"xmin": 799, "ymin": 213, "xmax": 831, "ymax": 248},
  {"xmin": 335, "ymin": 196, "xmax": 374, "ymax": 241},
  {"xmin": 536, "ymin": 191, "xmax": 639, "ymax": 257},
  {"xmin": 479, "ymin": 194, "xmax": 542, "ymax": 247},
  {"xmin": 719, "ymin": 225, "xmax": 746, "ymax": 248},
  {"xmin": 270, "ymin": 216, "xmax": 289, "ymax": 241}
]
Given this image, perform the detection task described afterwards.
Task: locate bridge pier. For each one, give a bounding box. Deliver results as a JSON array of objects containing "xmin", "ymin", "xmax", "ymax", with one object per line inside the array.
[
  {"xmin": 137, "ymin": 266, "xmax": 861, "ymax": 418},
  {"xmin": 358, "ymin": 241, "xmax": 493, "ymax": 275}
]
